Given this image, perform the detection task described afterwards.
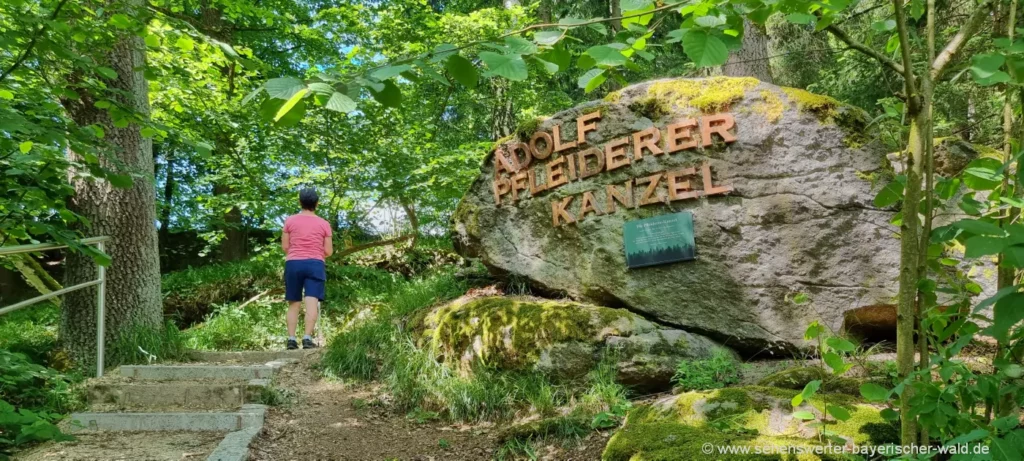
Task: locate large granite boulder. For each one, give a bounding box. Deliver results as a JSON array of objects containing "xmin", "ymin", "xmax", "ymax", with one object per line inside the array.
[
  {"xmin": 453, "ymin": 77, "xmax": 899, "ymax": 355},
  {"xmin": 410, "ymin": 295, "xmax": 733, "ymax": 391}
]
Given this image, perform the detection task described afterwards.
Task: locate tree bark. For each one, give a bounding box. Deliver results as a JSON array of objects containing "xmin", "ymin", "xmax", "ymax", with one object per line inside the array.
[
  {"xmin": 214, "ymin": 182, "xmax": 247, "ymax": 262},
  {"xmin": 62, "ymin": 0, "xmax": 162, "ymax": 367},
  {"xmin": 722, "ymin": 20, "xmax": 773, "ymax": 83}
]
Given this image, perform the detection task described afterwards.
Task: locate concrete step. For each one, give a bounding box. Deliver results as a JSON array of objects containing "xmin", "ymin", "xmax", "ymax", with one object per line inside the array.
[
  {"xmin": 67, "ymin": 404, "xmax": 266, "ymax": 433},
  {"xmin": 188, "ymin": 349, "xmax": 312, "ymax": 364},
  {"xmin": 87, "ymin": 379, "xmax": 270, "ymax": 410},
  {"xmin": 119, "ymin": 359, "xmax": 291, "ymax": 380}
]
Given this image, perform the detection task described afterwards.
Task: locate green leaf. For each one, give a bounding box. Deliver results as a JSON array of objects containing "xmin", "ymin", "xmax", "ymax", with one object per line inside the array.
[
  {"xmin": 307, "ymin": 82, "xmax": 334, "ymax": 96},
  {"xmin": 534, "ymin": 30, "xmax": 563, "ymax": 46},
  {"xmin": 991, "ymin": 293, "xmax": 1024, "ymax": 342},
  {"xmin": 107, "ymin": 174, "xmax": 133, "ymax": 188},
  {"xmin": 369, "ymin": 79, "xmax": 402, "ymax": 107},
  {"xmin": 446, "ymin": 55, "xmax": 478, "ymax": 88},
  {"xmin": 873, "ymin": 179, "xmax": 904, "ymax": 207},
  {"xmin": 823, "ymin": 352, "xmax": 846, "ymax": 373},
  {"xmin": 800, "ymin": 380, "xmax": 821, "ymax": 401},
  {"xmin": 972, "ymin": 53, "xmax": 1006, "ymax": 79},
  {"xmin": 804, "ymin": 321, "xmax": 824, "ymax": 339},
  {"xmin": 586, "ymin": 45, "xmax": 628, "ymax": 67},
  {"xmin": 274, "ymin": 89, "xmax": 308, "ymax": 122},
  {"xmin": 952, "ymin": 219, "xmax": 1006, "ymax": 237},
  {"xmin": 620, "ymin": 0, "xmax": 653, "ymax": 10},
  {"xmin": 792, "ymin": 293, "xmax": 810, "ymax": 305},
  {"xmin": 786, "ymin": 13, "xmax": 816, "ymax": 25},
  {"xmin": 109, "ymin": 14, "xmax": 132, "ymax": 29},
  {"xmin": 504, "ymin": 36, "xmax": 538, "ymax": 55},
  {"xmin": 541, "ymin": 46, "xmax": 571, "ymax": 72},
  {"xmin": 945, "ymin": 429, "xmax": 989, "ymax": 446},
  {"xmin": 681, "ymin": 30, "xmax": 728, "ymax": 67},
  {"xmin": 825, "ymin": 337, "xmax": 856, "ymax": 352},
  {"xmin": 871, "ymin": 20, "xmax": 896, "ymax": 32},
  {"xmin": 96, "ymin": 67, "xmax": 117, "ymax": 79},
  {"xmin": 964, "ymin": 235, "xmax": 1009, "ymax": 258},
  {"xmin": 792, "ymin": 410, "xmax": 816, "ymax": 420},
  {"xmin": 479, "ymin": 52, "xmax": 528, "ymax": 81},
  {"xmin": 859, "ymin": 382, "xmax": 890, "ymax": 402},
  {"xmin": 144, "ymin": 34, "xmax": 161, "ymax": 48},
  {"xmin": 265, "ymin": 77, "xmax": 306, "ymax": 100},
  {"xmin": 19, "ymin": 141, "xmax": 32, "ymax": 153},
  {"xmin": 371, "ymin": 65, "xmax": 413, "ymax": 81},
  {"xmin": 577, "ymin": 53, "xmax": 597, "ymax": 71},
  {"xmin": 695, "ymin": 15, "xmax": 726, "ymax": 28},
  {"xmin": 578, "ymin": 68, "xmax": 607, "ymax": 93},
  {"xmin": 826, "ymin": 405, "xmax": 851, "ymax": 422},
  {"xmin": 274, "ymin": 98, "xmax": 306, "ymax": 127},
  {"xmin": 0, "ymin": 89, "xmax": 12, "ymax": 100},
  {"xmin": 533, "ymin": 57, "xmax": 559, "ymax": 75},
  {"xmin": 880, "ymin": 408, "xmax": 899, "ymax": 421},
  {"xmin": 175, "ymin": 36, "xmax": 194, "ymax": 52},
  {"xmin": 325, "ymin": 92, "xmax": 356, "ymax": 113}
]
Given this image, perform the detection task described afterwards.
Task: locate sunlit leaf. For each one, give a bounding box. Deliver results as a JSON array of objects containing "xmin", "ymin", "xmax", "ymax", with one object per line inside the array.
[{"xmin": 479, "ymin": 52, "xmax": 528, "ymax": 81}]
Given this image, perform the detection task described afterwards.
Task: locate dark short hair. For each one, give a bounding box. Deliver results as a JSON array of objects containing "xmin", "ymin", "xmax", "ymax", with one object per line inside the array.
[{"xmin": 299, "ymin": 188, "xmax": 319, "ymax": 210}]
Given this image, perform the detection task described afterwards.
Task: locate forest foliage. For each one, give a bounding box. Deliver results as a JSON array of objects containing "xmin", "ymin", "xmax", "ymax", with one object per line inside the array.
[{"xmin": 2, "ymin": 0, "xmax": 1024, "ymax": 457}]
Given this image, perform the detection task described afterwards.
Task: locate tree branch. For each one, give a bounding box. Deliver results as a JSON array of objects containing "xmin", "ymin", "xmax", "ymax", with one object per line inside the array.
[
  {"xmin": 824, "ymin": 24, "xmax": 905, "ymax": 75},
  {"xmin": 931, "ymin": 0, "xmax": 995, "ymax": 80},
  {"xmin": 0, "ymin": 0, "xmax": 71, "ymax": 83}
]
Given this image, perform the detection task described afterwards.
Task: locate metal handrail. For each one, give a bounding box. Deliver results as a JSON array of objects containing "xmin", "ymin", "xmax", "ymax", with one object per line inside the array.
[{"xmin": 0, "ymin": 236, "xmax": 110, "ymax": 377}]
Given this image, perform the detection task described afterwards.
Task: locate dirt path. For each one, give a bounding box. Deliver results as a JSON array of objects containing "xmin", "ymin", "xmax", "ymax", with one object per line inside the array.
[{"xmin": 250, "ymin": 353, "xmax": 609, "ymax": 461}]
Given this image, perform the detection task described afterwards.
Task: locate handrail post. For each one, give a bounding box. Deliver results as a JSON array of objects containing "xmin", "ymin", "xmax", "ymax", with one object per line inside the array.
[{"xmin": 95, "ymin": 241, "xmax": 106, "ymax": 377}]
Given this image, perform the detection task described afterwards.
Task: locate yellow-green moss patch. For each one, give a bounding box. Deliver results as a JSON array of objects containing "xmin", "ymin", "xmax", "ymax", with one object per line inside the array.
[
  {"xmin": 415, "ymin": 297, "xmax": 638, "ymax": 370},
  {"xmin": 754, "ymin": 89, "xmax": 785, "ymax": 123},
  {"xmin": 515, "ymin": 116, "xmax": 548, "ymax": 140},
  {"xmin": 781, "ymin": 87, "xmax": 841, "ymax": 120},
  {"xmin": 646, "ymin": 77, "xmax": 760, "ymax": 113},
  {"xmin": 604, "ymin": 90, "xmax": 623, "ymax": 103}
]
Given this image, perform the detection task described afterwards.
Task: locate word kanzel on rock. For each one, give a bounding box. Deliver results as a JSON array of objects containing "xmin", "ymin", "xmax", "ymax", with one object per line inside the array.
[{"xmin": 491, "ymin": 111, "xmax": 736, "ymax": 225}]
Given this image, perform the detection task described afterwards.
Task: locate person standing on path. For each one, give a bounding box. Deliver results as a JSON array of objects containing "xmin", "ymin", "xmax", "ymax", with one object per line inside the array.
[{"xmin": 281, "ymin": 188, "xmax": 333, "ymax": 350}]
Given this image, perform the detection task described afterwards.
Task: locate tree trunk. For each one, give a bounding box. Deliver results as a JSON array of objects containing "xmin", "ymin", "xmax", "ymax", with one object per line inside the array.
[
  {"xmin": 62, "ymin": 0, "xmax": 162, "ymax": 367},
  {"xmin": 490, "ymin": 80, "xmax": 515, "ymax": 140},
  {"xmin": 722, "ymin": 20, "xmax": 773, "ymax": 83},
  {"xmin": 213, "ymin": 182, "xmax": 247, "ymax": 262}
]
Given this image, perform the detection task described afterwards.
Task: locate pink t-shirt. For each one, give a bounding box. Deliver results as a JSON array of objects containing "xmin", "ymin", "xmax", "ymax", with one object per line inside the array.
[{"xmin": 283, "ymin": 214, "xmax": 333, "ymax": 261}]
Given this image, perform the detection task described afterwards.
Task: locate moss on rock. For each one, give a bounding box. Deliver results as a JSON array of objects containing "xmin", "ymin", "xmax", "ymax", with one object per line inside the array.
[
  {"xmin": 754, "ymin": 90, "xmax": 785, "ymax": 123},
  {"xmin": 414, "ymin": 296, "xmax": 643, "ymax": 371},
  {"xmin": 646, "ymin": 77, "xmax": 760, "ymax": 113},
  {"xmin": 604, "ymin": 385, "xmax": 898, "ymax": 459},
  {"xmin": 757, "ymin": 367, "xmax": 828, "ymax": 390}
]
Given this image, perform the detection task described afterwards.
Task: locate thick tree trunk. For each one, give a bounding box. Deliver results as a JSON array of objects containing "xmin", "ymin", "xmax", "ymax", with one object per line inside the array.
[
  {"xmin": 62, "ymin": 0, "xmax": 162, "ymax": 367},
  {"xmin": 722, "ymin": 20, "xmax": 773, "ymax": 83}
]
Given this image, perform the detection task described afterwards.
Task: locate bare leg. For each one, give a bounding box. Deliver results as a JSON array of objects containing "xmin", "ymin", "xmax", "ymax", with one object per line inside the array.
[
  {"xmin": 303, "ymin": 296, "xmax": 319, "ymax": 338},
  {"xmin": 287, "ymin": 301, "xmax": 302, "ymax": 338}
]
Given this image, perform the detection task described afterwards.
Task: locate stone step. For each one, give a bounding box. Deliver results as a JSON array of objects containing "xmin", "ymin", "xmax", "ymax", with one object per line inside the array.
[
  {"xmin": 87, "ymin": 379, "xmax": 270, "ymax": 410},
  {"xmin": 67, "ymin": 404, "xmax": 266, "ymax": 433},
  {"xmin": 119, "ymin": 359, "xmax": 291, "ymax": 380},
  {"xmin": 188, "ymin": 349, "xmax": 311, "ymax": 364}
]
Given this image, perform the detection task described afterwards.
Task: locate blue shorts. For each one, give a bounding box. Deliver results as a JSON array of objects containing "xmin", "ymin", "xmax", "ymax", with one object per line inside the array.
[{"xmin": 284, "ymin": 259, "xmax": 326, "ymax": 302}]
